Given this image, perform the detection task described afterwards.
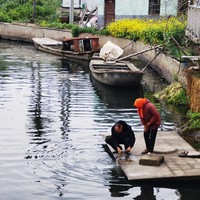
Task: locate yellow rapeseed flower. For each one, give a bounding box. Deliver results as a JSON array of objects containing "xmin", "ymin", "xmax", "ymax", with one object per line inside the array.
[{"xmin": 107, "ymin": 17, "xmax": 186, "ymax": 45}]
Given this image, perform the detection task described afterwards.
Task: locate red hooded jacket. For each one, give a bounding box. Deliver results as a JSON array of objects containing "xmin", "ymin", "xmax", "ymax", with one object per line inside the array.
[{"xmin": 134, "ymin": 98, "xmax": 161, "ymax": 129}]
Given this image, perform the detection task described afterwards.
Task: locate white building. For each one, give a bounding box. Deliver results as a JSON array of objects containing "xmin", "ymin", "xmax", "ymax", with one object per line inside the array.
[
  {"xmin": 61, "ymin": 0, "xmax": 98, "ymax": 10},
  {"xmin": 61, "ymin": 0, "xmax": 178, "ymax": 28}
]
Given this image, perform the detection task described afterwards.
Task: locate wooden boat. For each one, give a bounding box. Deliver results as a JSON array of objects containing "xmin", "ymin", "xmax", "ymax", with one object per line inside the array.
[
  {"xmin": 89, "ymin": 53, "xmax": 144, "ymax": 87},
  {"xmin": 32, "ymin": 37, "xmax": 100, "ymax": 61}
]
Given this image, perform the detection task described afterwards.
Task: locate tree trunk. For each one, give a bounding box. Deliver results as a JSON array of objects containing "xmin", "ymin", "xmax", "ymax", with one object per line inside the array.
[{"xmin": 32, "ymin": 0, "xmax": 37, "ymax": 23}]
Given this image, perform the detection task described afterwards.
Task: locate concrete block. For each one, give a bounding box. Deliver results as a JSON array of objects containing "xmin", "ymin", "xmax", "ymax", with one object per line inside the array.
[{"xmin": 139, "ymin": 155, "xmax": 164, "ymax": 166}]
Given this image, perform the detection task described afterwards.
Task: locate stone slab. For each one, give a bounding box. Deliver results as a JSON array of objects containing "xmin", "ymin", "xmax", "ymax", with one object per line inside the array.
[{"xmin": 139, "ymin": 155, "xmax": 164, "ymax": 166}]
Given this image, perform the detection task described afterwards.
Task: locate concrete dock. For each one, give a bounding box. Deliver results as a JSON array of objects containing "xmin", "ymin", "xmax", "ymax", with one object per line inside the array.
[{"xmin": 105, "ymin": 131, "xmax": 200, "ymax": 181}]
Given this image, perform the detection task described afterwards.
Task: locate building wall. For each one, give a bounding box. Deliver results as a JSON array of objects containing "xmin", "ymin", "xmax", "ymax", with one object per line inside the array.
[
  {"xmin": 97, "ymin": 0, "xmax": 178, "ymax": 28},
  {"xmin": 62, "ymin": 0, "xmax": 178, "ymax": 28},
  {"xmin": 115, "ymin": 0, "xmax": 149, "ymax": 16},
  {"xmin": 62, "ymin": 0, "xmax": 98, "ymax": 10},
  {"xmin": 62, "ymin": 0, "xmax": 83, "ymax": 8},
  {"xmin": 84, "ymin": 0, "xmax": 98, "ymax": 10},
  {"xmin": 160, "ymin": 0, "xmax": 178, "ymax": 16}
]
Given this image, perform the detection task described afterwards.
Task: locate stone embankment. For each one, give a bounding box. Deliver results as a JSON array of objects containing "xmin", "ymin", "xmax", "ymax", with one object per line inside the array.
[{"xmin": 0, "ymin": 22, "xmax": 199, "ymax": 112}]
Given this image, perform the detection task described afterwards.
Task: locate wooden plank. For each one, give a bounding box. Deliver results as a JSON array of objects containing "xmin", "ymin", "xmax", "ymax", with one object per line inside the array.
[
  {"xmin": 32, "ymin": 38, "xmax": 62, "ymax": 45},
  {"xmin": 182, "ymin": 55, "xmax": 200, "ymax": 61}
]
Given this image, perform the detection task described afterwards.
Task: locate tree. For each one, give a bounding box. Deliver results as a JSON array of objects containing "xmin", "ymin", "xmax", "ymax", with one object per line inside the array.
[{"xmin": 32, "ymin": 0, "xmax": 36, "ymax": 23}]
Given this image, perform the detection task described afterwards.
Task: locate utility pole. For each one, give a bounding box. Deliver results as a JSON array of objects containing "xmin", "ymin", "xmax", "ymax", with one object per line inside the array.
[{"xmin": 69, "ymin": 0, "xmax": 74, "ymax": 24}]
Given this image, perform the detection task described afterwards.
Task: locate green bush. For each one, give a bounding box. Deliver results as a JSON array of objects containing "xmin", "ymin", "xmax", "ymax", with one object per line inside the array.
[
  {"xmin": 167, "ymin": 89, "xmax": 188, "ymax": 105},
  {"xmin": 0, "ymin": 11, "xmax": 11, "ymax": 22},
  {"xmin": 187, "ymin": 111, "xmax": 200, "ymax": 129},
  {"xmin": 154, "ymin": 82, "xmax": 188, "ymax": 106},
  {"xmin": 0, "ymin": 0, "xmax": 60, "ymax": 22}
]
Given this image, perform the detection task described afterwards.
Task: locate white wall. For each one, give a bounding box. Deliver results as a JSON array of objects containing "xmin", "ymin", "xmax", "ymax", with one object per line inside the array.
[
  {"xmin": 98, "ymin": 0, "xmax": 178, "ymax": 17},
  {"xmin": 62, "ymin": 0, "xmax": 98, "ymax": 10},
  {"xmin": 160, "ymin": 0, "xmax": 178, "ymax": 16},
  {"xmin": 62, "ymin": 0, "xmax": 83, "ymax": 8},
  {"xmin": 84, "ymin": 0, "xmax": 98, "ymax": 10},
  {"xmin": 62, "ymin": 0, "xmax": 178, "ymax": 16},
  {"xmin": 116, "ymin": 0, "xmax": 149, "ymax": 16}
]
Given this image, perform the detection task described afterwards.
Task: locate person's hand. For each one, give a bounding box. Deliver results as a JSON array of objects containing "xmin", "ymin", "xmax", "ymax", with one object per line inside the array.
[
  {"xmin": 117, "ymin": 146, "xmax": 122, "ymax": 154},
  {"xmin": 144, "ymin": 125, "xmax": 148, "ymax": 132},
  {"xmin": 125, "ymin": 147, "xmax": 131, "ymax": 154}
]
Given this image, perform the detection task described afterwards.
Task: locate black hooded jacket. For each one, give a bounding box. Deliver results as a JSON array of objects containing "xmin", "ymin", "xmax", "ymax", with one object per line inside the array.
[{"xmin": 111, "ymin": 120, "xmax": 135, "ymax": 149}]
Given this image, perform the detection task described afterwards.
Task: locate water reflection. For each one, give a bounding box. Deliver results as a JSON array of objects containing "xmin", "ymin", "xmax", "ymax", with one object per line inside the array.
[
  {"xmin": 60, "ymin": 58, "xmax": 89, "ymax": 73},
  {"xmin": 107, "ymin": 167, "xmax": 132, "ymax": 197},
  {"xmin": 133, "ymin": 59, "xmax": 168, "ymax": 93},
  {"xmin": 134, "ymin": 186, "xmax": 156, "ymax": 200},
  {"xmin": 28, "ymin": 62, "xmax": 44, "ymax": 137},
  {"xmin": 105, "ymin": 166, "xmax": 186, "ymax": 200},
  {"xmin": 90, "ymin": 75, "xmax": 144, "ymax": 109}
]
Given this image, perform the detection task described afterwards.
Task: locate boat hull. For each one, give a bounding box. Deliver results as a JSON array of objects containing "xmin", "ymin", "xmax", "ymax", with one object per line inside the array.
[
  {"xmin": 37, "ymin": 44, "xmax": 94, "ymax": 61},
  {"xmin": 32, "ymin": 37, "xmax": 100, "ymax": 61},
  {"xmin": 89, "ymin": 55, "xmax": 144, "ymax": 87},
  {"xmin": 90, "ymin": 70, "xmax": 143, "ymax": 87}
]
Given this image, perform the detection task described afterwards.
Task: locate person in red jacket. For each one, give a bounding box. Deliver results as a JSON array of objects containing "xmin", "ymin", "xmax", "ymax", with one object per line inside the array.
[{"xmin": 134, "ymin": 98, "xmax": 161, "ymax": 154}]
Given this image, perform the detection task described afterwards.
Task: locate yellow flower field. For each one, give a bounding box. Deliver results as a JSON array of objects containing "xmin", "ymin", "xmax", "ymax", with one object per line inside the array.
[{"xmin": 107, "ymin": 17, "xmax": 187, "ymax": 45}]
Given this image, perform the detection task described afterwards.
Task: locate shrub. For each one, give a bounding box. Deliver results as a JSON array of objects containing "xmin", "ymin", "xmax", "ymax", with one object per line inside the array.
[
  {"xmin": 0, "ymin": 11, "xmax": 11, "ymax": 22},
  {"xmin": 154, "ymin": 82, "xmax": 188, "ymax": 106},
  {"xmin": 72, "ymin": 25, "xmax": 81, "ymax": 37},
  {"xmin": 187, "ymin": 111, "xmax": 200, "ymax": 129},
  {"xmin": 0, "ymin": 0, "xmax": 60, "ymax": 22}
]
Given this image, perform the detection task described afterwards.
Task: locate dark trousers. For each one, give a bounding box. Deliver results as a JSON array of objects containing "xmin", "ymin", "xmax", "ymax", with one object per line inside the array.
[
  {"xmin": 144, "ymin": 129, "xmax": 157, "ymax": 153},
  {"xmin": 105, "ymin": 135, "xmax": 135, "ymax": 151}
]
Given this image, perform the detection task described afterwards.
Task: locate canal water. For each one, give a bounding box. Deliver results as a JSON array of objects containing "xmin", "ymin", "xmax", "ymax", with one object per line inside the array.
[{"xmin": 0, "ymin": 40, "xmax": 199, "ymax": 200}]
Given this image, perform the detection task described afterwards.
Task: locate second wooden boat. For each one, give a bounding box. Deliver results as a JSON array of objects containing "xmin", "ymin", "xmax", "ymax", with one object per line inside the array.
[
  {"xmin": 89, "ymin": 53, "xmax": 144, "ymax": 87},
  {"xmin": 32, "ymin": 37, "xmax": 100, "ymax": 61}
]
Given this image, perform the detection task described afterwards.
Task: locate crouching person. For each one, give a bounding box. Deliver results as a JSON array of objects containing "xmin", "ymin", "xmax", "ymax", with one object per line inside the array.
[{"xmin": 105, "ymin": 120, "xmax": 136, "ymax": 155}]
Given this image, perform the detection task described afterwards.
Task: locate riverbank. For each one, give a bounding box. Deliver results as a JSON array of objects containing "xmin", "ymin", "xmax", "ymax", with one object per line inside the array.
[
  {"xmin": 0, "ymin": 22, "xmax": 186, "ymax": 84},
  {"xmin": 0, "ymin": 22, "xmax": 199, "ymax": 115}
]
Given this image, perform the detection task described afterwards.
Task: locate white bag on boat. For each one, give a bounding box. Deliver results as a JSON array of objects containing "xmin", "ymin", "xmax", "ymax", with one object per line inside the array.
[{"xmin": 99, "ymin": 41, "xmax": 124, "ymax": 60}]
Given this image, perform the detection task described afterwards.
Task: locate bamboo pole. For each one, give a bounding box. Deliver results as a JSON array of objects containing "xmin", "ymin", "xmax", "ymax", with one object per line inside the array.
[
  {"xmin": 115, "ymin": 45, "xmax": 162, "ymax": 62},
  {"xmin": 141, "ymin": 51, "xmax": 161, "ymax": 72}
]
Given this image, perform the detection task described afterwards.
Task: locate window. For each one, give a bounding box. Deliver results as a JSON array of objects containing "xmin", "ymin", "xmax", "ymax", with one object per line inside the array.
[{"xmin": 149, "ymin": 0, "xmax": 160, "ymax": 15}]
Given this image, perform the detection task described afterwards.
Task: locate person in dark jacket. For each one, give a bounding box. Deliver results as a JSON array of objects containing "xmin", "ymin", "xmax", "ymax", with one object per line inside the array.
[
  {"xmin": 134, "ymin": 98, "xmax": 161, "ymax": 154},
  {"xmin": 105, "ymin": 120, "xmax": 136, "ymax": 155}
]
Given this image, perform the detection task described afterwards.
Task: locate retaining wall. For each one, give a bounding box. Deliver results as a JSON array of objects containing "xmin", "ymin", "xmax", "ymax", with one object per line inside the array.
[{"xmin": 0, "ymin": 22, "xmax": 72, "ymax": 42}]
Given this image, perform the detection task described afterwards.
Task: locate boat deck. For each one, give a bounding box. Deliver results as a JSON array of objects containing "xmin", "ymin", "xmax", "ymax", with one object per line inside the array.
[
  {"xmin": 32, "ymin": 38, "xmax": 62, "ymax": 45},
  {"xmin": 90, "ymin": 58, "xmax": 142, "ymax": 72},
  {"xmin": 104, "ymin": 131, "xmax": 200, "ymax": 181}
]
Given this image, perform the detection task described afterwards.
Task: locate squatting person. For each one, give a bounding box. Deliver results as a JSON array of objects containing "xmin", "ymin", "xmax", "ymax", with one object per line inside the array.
[{"xmin": 105, "ymin": 120, "xmax": 136, "ymax": 155}]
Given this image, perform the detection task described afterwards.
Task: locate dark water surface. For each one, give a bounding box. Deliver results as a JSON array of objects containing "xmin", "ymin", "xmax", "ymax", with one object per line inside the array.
[{"xmin": 0, "ymin": 40, "xmax": 199, "ymax": 200}]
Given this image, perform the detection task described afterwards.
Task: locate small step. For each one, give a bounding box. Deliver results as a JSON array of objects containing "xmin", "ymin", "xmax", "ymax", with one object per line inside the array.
[{"xmin": 139, "ymin": 155, "xmax": 164, "ymax": 166}]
